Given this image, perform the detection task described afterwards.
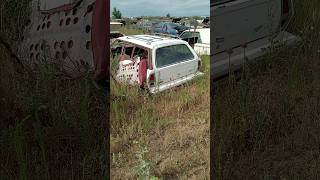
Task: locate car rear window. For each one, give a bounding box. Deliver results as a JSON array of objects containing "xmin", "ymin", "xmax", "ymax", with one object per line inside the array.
[{"xmin": 156, "ymin": 44, "xmax": 194, "ymax": 68}]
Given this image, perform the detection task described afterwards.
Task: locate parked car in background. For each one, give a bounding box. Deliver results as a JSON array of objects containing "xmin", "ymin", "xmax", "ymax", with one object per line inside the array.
[
  {"xmin": 180, "ymin": 28, "xmax": 210, "ymax": 55},
  {"xmin": 136, "ymin": 20, "xmax": 153, "ymax": 31},
  {"xmin": 211, "ymin": 0, "xmax": 299, "ymax": 79},
  {"xmin": 153, "ymin": 22, "xmax": 190, "ymax": 37},
  {"xmin": 110, "ymin": 31, "xmax": 125, "ymax": 45},
  {"xmin": 110, "ymin": 22, "xmax": 124, "ymax": 31},
  {"xmin": 110, "ymin": 22, "xmax": 125, "ymax": 51},
  {"xmin": 112, "ymin": 35, "xmax": 203, "ymax": 93}
]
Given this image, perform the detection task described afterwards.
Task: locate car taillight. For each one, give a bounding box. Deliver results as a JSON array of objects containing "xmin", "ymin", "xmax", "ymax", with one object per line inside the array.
[{"xmin": 149, "ymin": 73, "xmax": 155, "ymax": 86}]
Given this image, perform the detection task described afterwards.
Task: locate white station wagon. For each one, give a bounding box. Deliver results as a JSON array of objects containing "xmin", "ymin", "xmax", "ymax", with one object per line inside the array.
[{"xmin": 112, "ymin": 35, "xmax": 203, "ymax": 93}]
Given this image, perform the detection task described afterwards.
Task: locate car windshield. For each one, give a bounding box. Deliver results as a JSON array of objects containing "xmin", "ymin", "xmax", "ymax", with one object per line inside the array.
[{"xmin": 156, "ymin": 44, "xmax": 194, "ymax": 68}]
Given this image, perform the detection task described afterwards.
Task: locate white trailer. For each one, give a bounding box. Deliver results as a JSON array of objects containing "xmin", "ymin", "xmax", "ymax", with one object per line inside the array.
[{"xmin": 211, "ymin": 0, "xmax": 299, "ymax": 79}]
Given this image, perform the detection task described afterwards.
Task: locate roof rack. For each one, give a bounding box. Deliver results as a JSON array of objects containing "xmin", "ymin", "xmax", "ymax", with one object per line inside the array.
[
  {"xmin": 152, "ymin": 33, "xmax": 179, "ymax": 39},
  {"xmin": 125, "ymin": 35, "xmax": 166, "ymax": 45}
]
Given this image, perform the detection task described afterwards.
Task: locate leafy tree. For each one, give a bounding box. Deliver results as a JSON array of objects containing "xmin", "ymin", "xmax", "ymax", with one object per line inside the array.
[
  {"xmin": 112, "ymin": 7, "xmax": 122, "ymax": 19},
  {"xmin": 166, "ymin": 13, "xmax": 170, "ymax": 18}
]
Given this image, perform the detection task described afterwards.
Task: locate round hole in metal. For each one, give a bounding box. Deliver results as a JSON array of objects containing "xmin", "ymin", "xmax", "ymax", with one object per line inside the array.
[
  {"xmin": 85, "ymin": 25, "xmax": 91, "ymax": 33},
  {"xmin": 87, "ymin": 4, "xmax": 93, "ymax": 13},
  {"xmin": 59, "ymin": 19, "xmax": 64, "ymax": 26},
  {"xmin": 60, "ymin": 41, "xmax": 66, "ymax": 49},
  {"xmin": 66, "ymin": 18, "xmax": 71, "ymax": 25},
  {"xmin": 86, "ymin": 41, "xmax": 91, "ymax": 50},
  {"xmin": 54, "ymin": 42, "xmax": 59, "ymax": 49},
  {"xmin": 73, "ymin": 17, "xmax": 79, "ymax": 24},
  {"xmin": 68, "ymin": 40, "xmax": 73, "ymax": 48}
]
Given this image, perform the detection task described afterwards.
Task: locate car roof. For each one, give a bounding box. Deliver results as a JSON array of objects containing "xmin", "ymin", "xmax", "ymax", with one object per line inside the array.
[
  {"xmin": 117, "ymin": 35, "xmax": 187, "ymax": 49},
  {"xmin": 110, "ymin": 22, "xmax": 123, "ymax": 25}
]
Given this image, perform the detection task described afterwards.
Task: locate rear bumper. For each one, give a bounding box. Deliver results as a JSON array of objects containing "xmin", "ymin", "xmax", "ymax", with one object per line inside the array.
[
  {"xmin": 194, "ymin": 43, "xmax": 210, "ymax": 55},
  {"xmin": 211, "ymin": 31, "xmax": 300, "ymax": 79}
]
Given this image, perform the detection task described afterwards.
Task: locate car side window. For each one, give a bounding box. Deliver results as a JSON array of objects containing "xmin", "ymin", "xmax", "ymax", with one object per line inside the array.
[
  {"xmin": 156, "ymin": 44, "xmax": 194, "ymax": 68},
  {"xmin": 132, "ymin": 47, "xmax": 145, "ymax": 58},
  {"xmin": 124, "ymin": 46, "xmax": 134, "ymax": 57}
]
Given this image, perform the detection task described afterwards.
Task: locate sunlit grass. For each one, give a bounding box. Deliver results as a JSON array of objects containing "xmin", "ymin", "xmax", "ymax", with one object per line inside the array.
[{"xmin": 110, "ymin": 53, "xmax": 209, "ymax": 178}]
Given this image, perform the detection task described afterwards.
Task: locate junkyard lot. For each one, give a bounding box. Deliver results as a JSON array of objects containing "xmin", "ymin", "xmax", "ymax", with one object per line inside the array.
[{"xmin": 110, "ymin": 25, "xmax": 210, "ymax": 179}]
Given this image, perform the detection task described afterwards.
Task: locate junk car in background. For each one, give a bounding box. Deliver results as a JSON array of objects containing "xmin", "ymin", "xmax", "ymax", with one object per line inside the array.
[
  {"xmin": 153, "ymin": 22, "xmax": 190, "ymax": 37},
  {"xmin": 180, "ymin": 28, "xmax": 210, "ymax": 56}
]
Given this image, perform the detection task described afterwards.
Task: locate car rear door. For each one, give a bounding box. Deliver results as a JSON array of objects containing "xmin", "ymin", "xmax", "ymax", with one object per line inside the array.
[
  {"xmin": 212, "ymin": 0, "xmax": 282, "ymax": 55},
  {"xmin": 153, "ymin": 43, "xmax": 198, "ymax": 85}
]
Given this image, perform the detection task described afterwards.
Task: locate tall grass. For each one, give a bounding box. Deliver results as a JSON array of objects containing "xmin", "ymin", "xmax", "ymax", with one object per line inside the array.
[
  {"xmin": 110, "ymin": 55, "xmax": 210, "ymax": 179},
  {"xmin": 212, "ymin": 0, "xmax": 320, "ymax": 179},
  {"xmin": 0, "ymin": 1, "xmax": 108, "ymax": 179}
]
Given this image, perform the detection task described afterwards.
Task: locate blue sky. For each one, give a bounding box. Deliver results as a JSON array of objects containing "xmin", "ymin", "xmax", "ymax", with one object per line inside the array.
[{"xmin": 110, "ymin": 0, "xmax": 209, "ymax": 17}]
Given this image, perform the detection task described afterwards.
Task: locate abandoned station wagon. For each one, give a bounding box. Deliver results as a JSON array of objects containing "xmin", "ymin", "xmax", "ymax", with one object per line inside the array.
[{"xmin": 112, "ymin": 35, "xmax": 203, "ymax": 93}]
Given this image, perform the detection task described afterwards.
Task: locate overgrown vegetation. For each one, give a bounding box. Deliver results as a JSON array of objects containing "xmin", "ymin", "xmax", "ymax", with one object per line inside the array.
[
  {"xmin": 0, "ymin": 1, "xmax": 108, "ymax": 179},
  {"xmin": 110, "ymin": 37, "xmax": 210, "ymax": 179},
  {"xmin": 212, "ymin": 0, "xmax": 320, "ymax": 179},
  {"xmin": 112, "ymin": 7, "xmax": 122, "ymax": 19}
]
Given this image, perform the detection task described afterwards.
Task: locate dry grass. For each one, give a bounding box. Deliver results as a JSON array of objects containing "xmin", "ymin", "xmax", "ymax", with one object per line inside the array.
[
  {"xmin": 0, "ymin": 1, "xmax": 108, "ymax": 179},
  {"xmin": 110, "ymin": 54, "xmax": 210, "ymax": 179}
]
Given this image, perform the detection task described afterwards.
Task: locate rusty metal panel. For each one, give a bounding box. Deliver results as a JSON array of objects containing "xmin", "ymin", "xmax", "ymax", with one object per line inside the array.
[{"xmin": 19, "ymin": 0, "xmax": 108, "ymax": 80}]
